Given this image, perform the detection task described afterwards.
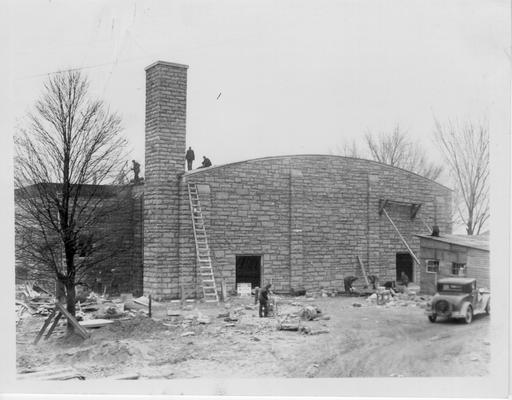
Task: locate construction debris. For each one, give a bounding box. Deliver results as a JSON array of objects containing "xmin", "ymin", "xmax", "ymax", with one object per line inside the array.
[
  {"xmin": 79, "ymin": 319, "xmax": 115, "ymax": 329},
  {"xmin": 305, "ymin": 363, "xmax": 319, "ymax": 378},
  {"xmin": 18, "ymin": 367, "xmax": 85, "ymax": 381},
  {"xmin": 300, "ymin": 305, "xmax": 321, "ymax": 321}
]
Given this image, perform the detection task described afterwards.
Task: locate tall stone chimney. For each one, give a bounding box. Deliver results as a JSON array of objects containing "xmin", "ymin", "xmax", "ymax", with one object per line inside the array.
[{"xmin": 143, "ymin": 61, "xmax": 188, "ymax": 299}]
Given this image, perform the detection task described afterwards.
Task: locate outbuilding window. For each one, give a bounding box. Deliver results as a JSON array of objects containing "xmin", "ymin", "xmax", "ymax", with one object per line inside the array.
[
  {"xmin": 426, "ymin": 260, "xmax": 439, "ymax": 273},
  {"xmin": 451, "ymin": 262, "xmax": 466, "ymax": 276}
]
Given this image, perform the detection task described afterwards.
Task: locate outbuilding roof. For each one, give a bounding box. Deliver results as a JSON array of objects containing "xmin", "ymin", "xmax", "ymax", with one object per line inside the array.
[
  {"xmin": 416, "ymin": 233, "xmax": 489, "ymax": 252},
  {"xmin": 437, "ymin": 277, "xmax": 476, "ymax": 285}
]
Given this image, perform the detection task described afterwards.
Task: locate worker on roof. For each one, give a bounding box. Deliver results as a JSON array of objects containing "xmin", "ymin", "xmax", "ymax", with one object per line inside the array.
[
  {"xmin": 200, "ymin": 156, "xmax": 212, "ymax": 168},
  {"xmin": 185, "ymin": 147, "xmax": 195, "ymax": 171},
  {"xmin": 258, "ymin": 283, "xmax": 272, "ymax": 318}
]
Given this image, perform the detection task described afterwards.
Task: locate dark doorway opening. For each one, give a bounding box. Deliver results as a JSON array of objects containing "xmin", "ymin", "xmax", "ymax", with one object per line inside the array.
[
  {"xmin": 236, "ymin": 255, "xmax": 261, "ymax": 288},
  {"xmin": 396, "ymin": 253, "xmax": 413, "ymax": 283}
]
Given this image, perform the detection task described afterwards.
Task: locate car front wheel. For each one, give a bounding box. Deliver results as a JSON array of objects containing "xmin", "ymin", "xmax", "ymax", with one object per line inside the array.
[
  {"xmin": 464, "ymin": 305, "xmax": 473, "ymax": 324},
  {"xmin": 428, "ymin": 315, "xmax": 437, "ymax": 323}
]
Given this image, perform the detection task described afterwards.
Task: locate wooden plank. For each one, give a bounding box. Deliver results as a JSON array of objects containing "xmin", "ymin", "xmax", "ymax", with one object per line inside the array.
[
  {"xmin": 378, "ymin": 199, "xmax": 389, "ymax": 216},
  {"xmin": 34, "ymin": 306, "xmax": 57, "ymax": 345},
  {"xmin": 18, "ymin": 367, "xmax": 80, "ymax": 380},
  {"xmin": 357, "ymin": 255, "xmax": 370, "ymax": 286},
  {"xmin": 56, "ymin": 303, "xmax": 90, "ymax": 339},
  {"xmin": 79, "ymin": 319, "xmax": 114, "ymax": 328},
  {"xmin": 44, "ymin": 312, "xmax": 62, "ymax": 340},
  {"xmin": 382, "ymin": 208, "xmax": 421, "ymax": 265},
  {"xmin": 410, "ymin": 203, "xmax": 422, "ymax": 219}
]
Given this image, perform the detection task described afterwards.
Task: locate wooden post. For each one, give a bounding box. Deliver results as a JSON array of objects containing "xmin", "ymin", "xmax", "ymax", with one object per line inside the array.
[
  {"xmin": 357, "ymin": 255, "xmax": 370, "ymax": 286},
  {"xmin": 382, "ymin": 208, "xmax": 421, "ymax": 265},
  {"xmin": 44, "ymin": 312, "xmax": 63, "ymax": 340},
  {"xmin": 34, "ymin": 307, "xmax": 58, "ymax": 344}
]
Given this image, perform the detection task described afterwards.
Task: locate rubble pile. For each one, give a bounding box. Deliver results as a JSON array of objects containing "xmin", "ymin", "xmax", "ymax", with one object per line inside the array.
[
  {"xmin": 276, "ymin": 302, "xmax": 330, "ymax": 335},
  {"xmin": 15, "ymin": 282, "xmax": 55, "ymax": 323},
  {"xmin": 365, "ymin": 288, "xmax": 431, "ymax": 308}
]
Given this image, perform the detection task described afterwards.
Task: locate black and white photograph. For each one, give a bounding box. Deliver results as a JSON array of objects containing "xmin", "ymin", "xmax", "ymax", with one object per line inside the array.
[{"xmin": 1, "ymin": 0, "xmax": 510, "ymax": 398}]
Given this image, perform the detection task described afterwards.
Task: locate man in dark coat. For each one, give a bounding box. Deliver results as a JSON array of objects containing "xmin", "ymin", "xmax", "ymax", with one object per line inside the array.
[
  {"xmin": 343, "ymin": 276, "xmax": 358, "ymax": 295},
  {"xmin": 185, "ymin": 147, "xmax": 195, "ymax": 171},
  {"xmin": 259, "ymin": 283, "xmax": 272, "ymax": 317},
  {"xmin": 201, "ymin": 156, "xmax": 212, "ymax": 168},
  {"xmin": 401, "ymin": 271, "xmax": 409, "ymax": 287}
]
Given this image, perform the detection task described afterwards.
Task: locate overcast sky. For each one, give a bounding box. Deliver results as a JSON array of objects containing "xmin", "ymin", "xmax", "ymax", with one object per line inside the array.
[{"xmin": 5, "ymin": 0, "xmax": 510, "ymax": 181}]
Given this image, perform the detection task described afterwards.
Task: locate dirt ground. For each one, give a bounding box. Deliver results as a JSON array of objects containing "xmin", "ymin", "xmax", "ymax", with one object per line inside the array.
[{"xmin": 16, "ymin": 295, "xmax": 490, "ymax": 379}]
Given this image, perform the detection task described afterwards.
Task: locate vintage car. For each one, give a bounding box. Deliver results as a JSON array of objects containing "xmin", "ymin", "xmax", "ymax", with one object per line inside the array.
[{"xmin": 426, "ymin": 277, "xmax": 490, "ymax": 324}]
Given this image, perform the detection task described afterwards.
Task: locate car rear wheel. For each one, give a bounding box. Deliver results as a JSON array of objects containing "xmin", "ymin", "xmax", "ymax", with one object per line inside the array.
[
  {"xmin": 485, "ymin": 302, "xmax": 490, "ymax": 315},
  {"xmin": 464, "ymin": 305, "xmax": 473, "ymax": 324},
  {"xmin": 428, "ymin": 315, "xmax": 437, "ymax": 323}
]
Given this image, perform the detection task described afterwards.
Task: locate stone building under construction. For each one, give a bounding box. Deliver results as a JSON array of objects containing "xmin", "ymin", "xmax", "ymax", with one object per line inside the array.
[
  {"xmin": 141, "ymin": 61, "xmax": 452, "ymax": 300},
  {"xmin": 15, "ymin": 60, "xmax": 454, "ymax": 300}
]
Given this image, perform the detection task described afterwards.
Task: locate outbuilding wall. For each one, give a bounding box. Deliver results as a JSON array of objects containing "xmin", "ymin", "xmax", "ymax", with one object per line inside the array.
[{"xmin": 418, "ymin": 237, "xmax": 489, "ymax": 294}]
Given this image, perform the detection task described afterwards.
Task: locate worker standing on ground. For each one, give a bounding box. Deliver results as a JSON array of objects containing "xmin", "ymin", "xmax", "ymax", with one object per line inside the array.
[
  {"xmin": 343, "ymin": 276, "xmax": 358, "ymax": 296},
  {"xmin": 258, "ymin": 283, "xmax": 272, "ymax": 318},
  {"xmin": 185, "ymin": 147, "xmax": 195, "ymax": 171},
  {"xmin": 401, "ymin": 271, "xmax": 409, "ymax": 287},
  {"xmin": 201, "ymin": 156, "xmax": 212, "ymax": 168}
]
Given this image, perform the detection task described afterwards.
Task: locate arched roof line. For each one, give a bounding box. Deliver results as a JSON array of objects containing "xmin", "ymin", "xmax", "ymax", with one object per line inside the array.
[{"xmin": 183, "ymin": 154, "xmax": 452, "ymax": 191}]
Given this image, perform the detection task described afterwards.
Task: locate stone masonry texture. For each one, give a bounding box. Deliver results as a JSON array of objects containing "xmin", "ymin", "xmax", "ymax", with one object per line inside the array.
[
  {"xmin": 176, "ymin": 156, "xmax": 452, "ymax": 298},
  {"xmin": 143, "ymin": 61, "xmax": 188, "ymax": 298}
]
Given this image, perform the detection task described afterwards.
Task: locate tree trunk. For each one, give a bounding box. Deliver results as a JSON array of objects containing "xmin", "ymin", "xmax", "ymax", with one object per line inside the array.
[{"xmin": 65, "ymin": 281, "xmax": 76, "ymax": 333}]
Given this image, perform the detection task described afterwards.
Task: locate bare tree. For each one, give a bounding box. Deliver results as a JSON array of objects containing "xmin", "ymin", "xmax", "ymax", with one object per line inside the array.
[
  {"xmin": 339, "ymin": 125, "xmax": 443, "ymax": 181},
  {"xmin": 434, "ymin": 119, "xmax": 489, "ymax": 235},
  {"xmin": 15, "ymin": 70, "xmax": 129, "ymax": 321},
  {"xmin": 364, "ymin": 125, "xmax": 443, "ymax": 181}
]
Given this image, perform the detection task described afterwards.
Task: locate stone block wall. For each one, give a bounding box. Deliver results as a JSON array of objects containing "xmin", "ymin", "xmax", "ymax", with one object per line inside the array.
[
  {"xmin": 14, "ymin": 183, "xmax": 144, "ymax": 296},
  {"xmin": 143, "ymin": 61, "xmax": 188, "ymax": 298},
  {"xmin": 175, "ymin": 155, "xmax": 452, "ymax": 297}
]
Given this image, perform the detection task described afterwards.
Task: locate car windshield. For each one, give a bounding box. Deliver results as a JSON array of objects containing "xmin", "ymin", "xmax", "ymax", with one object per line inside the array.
[{"xmin": 437, "ymin": 283, "xmax": 471, "ymax": 293}]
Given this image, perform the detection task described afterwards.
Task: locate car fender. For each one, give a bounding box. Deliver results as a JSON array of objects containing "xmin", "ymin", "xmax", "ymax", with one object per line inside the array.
[{"xmin": 459, "ymin": 301, "xmax": 472, "ymax": 317}]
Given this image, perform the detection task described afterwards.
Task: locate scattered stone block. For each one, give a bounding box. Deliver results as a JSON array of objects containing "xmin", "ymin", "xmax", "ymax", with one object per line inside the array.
[{"xmin": 305, "ymin": 364, "xmax": 319, "ymax": 378}]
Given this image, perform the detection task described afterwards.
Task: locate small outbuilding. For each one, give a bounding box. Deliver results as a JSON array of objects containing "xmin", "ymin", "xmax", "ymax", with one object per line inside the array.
[{"xmin": 416, "ymin": 231, "xmax": 489, "ymax": 294}]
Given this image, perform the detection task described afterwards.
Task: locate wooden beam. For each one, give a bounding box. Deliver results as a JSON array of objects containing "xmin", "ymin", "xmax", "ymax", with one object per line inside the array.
[
  {"xmin": 410, "ymin": 203, "xmax": 422, "ymax": 219},
  {"xmin": 357, "ymin": 255, "xmax": 370, "ymax": 286},
  {"xmin": 378, "ymin": 199, "xmax": 389, "ymax": 216},
  {"xmin": 419, "ymin": 216, "xmax": 433, "ymax": 234},
  {"xmin": 79, "ymin": 319, "xmax": 114, "ymax": 328},
  {"xmin": 56, "ymin": 303, "xmax": 90, "ymax": 339},
  {"xmin": 34, "ymin": 306, "xmax": 57, "ymax": 344},
  {"xmin": 382, "ymin": 208, "xmax": 421, "ymax": 265},
  {"xmin": 44, "ymin": 312, "xmax": 62, "ymax": 340}
]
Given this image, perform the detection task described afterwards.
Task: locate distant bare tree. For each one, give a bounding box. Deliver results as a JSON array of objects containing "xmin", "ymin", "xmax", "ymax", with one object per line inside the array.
[
  {"xmin": 15, "ymin": 70, "xmax": 129, "ymax": 322},
  {"xmin": 365, "ymin": 125, "xmax": 443, "ymax": 181},
  {"xmin": 338, "ymin": 139, "xmax": 361, "ymax": 158},
  {"xmin": 434, "ymin": 119, "xmax": 489, "ymax": 235},
  {"xmin": 339, "ymin": 125, "xmax": 443, "ymax": 181}
]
